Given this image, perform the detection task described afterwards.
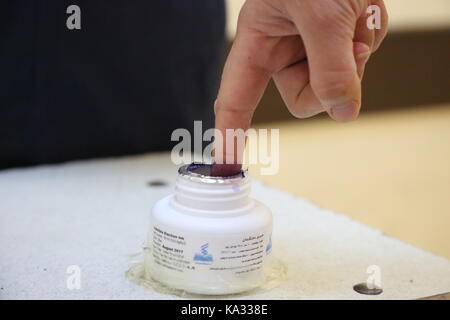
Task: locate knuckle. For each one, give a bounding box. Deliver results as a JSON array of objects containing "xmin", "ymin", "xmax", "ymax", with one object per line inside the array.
[{"xmin": 307, "ymin": 0, "xmax": 357, "ymax": 31}]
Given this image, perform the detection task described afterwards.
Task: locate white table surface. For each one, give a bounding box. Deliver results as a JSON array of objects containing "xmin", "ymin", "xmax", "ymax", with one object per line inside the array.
[{"xmin": 1, "ymin": 153, "xmax": 449, "ymax": 299}]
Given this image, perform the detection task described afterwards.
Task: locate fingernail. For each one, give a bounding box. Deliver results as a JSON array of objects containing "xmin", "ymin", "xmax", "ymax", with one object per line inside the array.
[
  {"xmin": 330, "ymin": 101, "xmax": 359, "ymax": 122},
  {"xmin": 356, "ymin": 50, "xmax": 371, "ymax": 61},
  {"xmin": 354, "ymin": 42, "xmax": 371, "ymax": 61},
  {"xmin": 356, "ymin": 50, "xmax": 370, "ymax": 79},
  {"xmin": 213, "ymin": 99, "xmax": 218, "ymax": 115}
]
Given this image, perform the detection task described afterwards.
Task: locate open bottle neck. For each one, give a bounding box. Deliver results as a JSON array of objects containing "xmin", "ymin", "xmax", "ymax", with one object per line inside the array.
[{"xmin": 173, "ymin": 174, "xmax": 252, "ymax": 212}]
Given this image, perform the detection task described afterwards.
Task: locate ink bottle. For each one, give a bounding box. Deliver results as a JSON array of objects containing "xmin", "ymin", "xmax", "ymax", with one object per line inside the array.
[{"xmin": 146, "ymin": 163, "xmax": 273, "ymax": 295}]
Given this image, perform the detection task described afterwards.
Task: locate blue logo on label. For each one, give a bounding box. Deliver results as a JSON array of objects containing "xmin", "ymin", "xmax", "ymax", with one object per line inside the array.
[
  {"xmin": 193, "ymin": 243, "xmax": 213, "ymax": 264},
  {"xmin": 266, "ymin": 235, "xmax": 272, "ymax": 254}
]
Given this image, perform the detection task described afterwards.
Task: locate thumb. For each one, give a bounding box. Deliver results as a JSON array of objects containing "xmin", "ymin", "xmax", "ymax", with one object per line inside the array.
[{"xmin": 290, "ymin": 1, "xmax": 362, "ymax": 121}]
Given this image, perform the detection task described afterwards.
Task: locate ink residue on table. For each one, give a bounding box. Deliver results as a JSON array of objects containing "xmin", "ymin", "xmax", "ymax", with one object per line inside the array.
[{"xmin": 125, "ymin": 247, "xmax": 287, "ymax": 298}]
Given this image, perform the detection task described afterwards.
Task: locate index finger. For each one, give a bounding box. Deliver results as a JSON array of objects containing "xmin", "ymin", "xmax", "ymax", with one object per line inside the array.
[{"xmin": 213, "ymin": 32, "xmax": 271, "ymax": 175}]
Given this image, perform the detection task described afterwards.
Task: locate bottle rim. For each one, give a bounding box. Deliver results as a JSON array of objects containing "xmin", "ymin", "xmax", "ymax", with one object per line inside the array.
[{"xmin": 178, "ymin": 163, "xmax": 247, "ymax": 184}]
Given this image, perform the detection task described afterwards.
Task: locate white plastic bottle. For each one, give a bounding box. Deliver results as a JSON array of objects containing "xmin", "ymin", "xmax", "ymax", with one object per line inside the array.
[{"xmin": 145, "ymin": 163, "xmax": 273, "ymax": 295}]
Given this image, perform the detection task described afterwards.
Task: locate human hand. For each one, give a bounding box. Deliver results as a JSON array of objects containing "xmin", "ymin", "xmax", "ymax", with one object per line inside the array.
[{"xmin": 213, "ymin": 0, "xmax": 388, "ymax": 176}]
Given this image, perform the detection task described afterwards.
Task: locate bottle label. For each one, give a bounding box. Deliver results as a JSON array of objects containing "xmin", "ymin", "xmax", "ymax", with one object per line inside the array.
[{"xmin": 149, "ymin": 223, "xmax": 272, "ymax": 276}]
